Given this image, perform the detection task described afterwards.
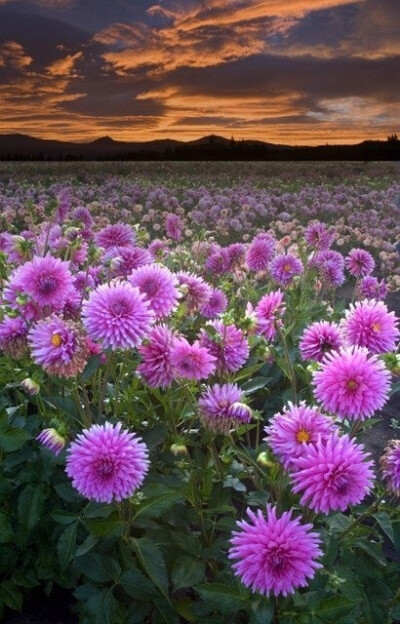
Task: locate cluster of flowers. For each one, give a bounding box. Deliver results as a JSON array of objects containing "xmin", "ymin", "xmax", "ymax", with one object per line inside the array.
[{"xmin": 0, "ymin": 201, "xmax": 399, "ymax": 600}]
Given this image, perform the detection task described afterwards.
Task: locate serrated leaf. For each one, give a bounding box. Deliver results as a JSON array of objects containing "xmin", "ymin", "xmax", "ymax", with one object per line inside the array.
[
  {"xmin": 75, "ymin": 535, "xmax": 99, "ymax": 558},
  {"xmin": 18, "ymin": 484, "xmax": 47, "ymax": 532},
  {"xmin": 249, "ymin": 599, "xmax": 274, "ymax": 624},
  {"xmin": 57, "ymin": 521, "xmax": 78, "ymax": 569},
  {"xmin": 84, "ymin": 512, "xmax": 123, "ymax": 537},
  {"xmin": 119, "ymin": 569, "xmax": 158, "ymax": 600},
  {"xmin": 354, "ymin": 538, "xmax": 387, "ymax": 567},
  {"xmin": 81, "ymin": 354, "xmax": 102, "ymax": 381},
  {"xmin": 0, "ymin": 582, "xmax": 22, "ymax": 612},
  {"xmin": 85, "ymin": 588, "xmax": 116, "ymax": 624},
  {"xmin": 51, "ymin": 510, "xmax": 79, "ymax": 525},
  {"xmin": 313, "ymin": 596, "xmax": 355, "ymax": 618},
  {"xmin": 131, "ymin": 537, "xmax": 169, "ymax": 601},
  {"xmin": 75, "ymin": 553, "xmax": 120, "ymax": 583},
  {"xmin": 132, "ymin": 492, "xmax": 181, "ymax": 521},
  {"xmin": 197, "ymin": 583, "xmax": 249, "ymax": 614},
  {"xmin": 373, "ymin": 511, "xmax": 394, "ymax": 543},
  {"xmin": 241, "ymin": 377, "xmax": 271, "ymax": 395},
  {"xmin": 0, "ymin": 417, "xmax": 31, "ymax": 452},
  {"xmin": 171, "ymin": 556, "xmax": 205, "ymax": 591}
]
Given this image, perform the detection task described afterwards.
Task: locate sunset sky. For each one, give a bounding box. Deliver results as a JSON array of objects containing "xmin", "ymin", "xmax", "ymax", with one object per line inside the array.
[{"xmin": 0, "ymin": 0, "xmax": 398, "ymax": 145}]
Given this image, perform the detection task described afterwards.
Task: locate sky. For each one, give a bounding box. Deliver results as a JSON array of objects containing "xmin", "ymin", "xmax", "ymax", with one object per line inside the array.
[{"xmin": 0, "ymin": 0, "xmax": 399, "ymax": 145}]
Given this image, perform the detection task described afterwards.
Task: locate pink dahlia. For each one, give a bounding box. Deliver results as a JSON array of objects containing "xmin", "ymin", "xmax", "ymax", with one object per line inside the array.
[
  {"xmin": 204, "ymin": 248, "xmax": 231, "ymax": 275},
  {"xmin": 198, "ymin": 321, "xmax": 249, "ymax": 374},
  {"xmin": 177, "ymin": 272, "xmax": 212, "ymax": 313},
  {"xmin": 358, "ymin": 276, "xmax": 388, "ymax": 301},
  {"xmin": 380, "ymin": 440, "xmax": 400, "ymax": 496},
  {"xmin": 304, "ymin": 222, "xmax": 335, "ymax": 251},
  {"xmin": 227, "ymin": 243, "xmax": 247, "ymax": 268},
  {"xmin": 95, "ymin": 223, "xmax": 136, "ymax": 249},
  {"xmin": 229, "ymin": 505, "xmax": 322, "ymax": 597},
  {"xmin": 264, "ymin": 402, "xmax": 337, "ymax": 470},
  {"xmin": 103, "ymin": 246, "xmax": 152, "ymax": 278},
  {"xmin": 28, "ymin": 315, "xmax": 89, "ymax": 378},
  {"xmin": 345, "ymin": 248, "xmax": 375, "ymax": 278},
  {"xmin": 7, "ymin": 255, "xmax": 73, "ymax": 311},
  {"xmin": 137, "ymin": 324, "xmax": 176, "ymax": 388},
  {"xmin": 65, "ymin": 422, "xmax": 149, "ymax": 503},
  {"xmin": 254, "ymin": 290, "xmax": 286, "ymax": 341},
  {"xmin": 313, "ymin": 346, "xmax": 391, "ymax": 420},
  {"xmin": 82, "ymin": 282, "xmax": 154, "ymax": 350},
  {"xmin": 245, "ymin": 234, "xmax": 276, "ymax": 271},
  {"xmin": 198, "ymin": 383, "xmax": 251, "ymax": 432},
  {"xmin": 0, "ymin": 315, "xmax": 28, "ymax": 358},
  {"xmin": 270, "ymin": 253, "xmax": 303, "ymax": 287},
  {"xmin": 37, "ymin": 428, "xmax": 66, "ymax": 456},
  {"xmin": 313, "ymin": 250, "xmax": 345, "ymax": 288},
  {"xmin": 291, "ymin": 433, "xmax": 375, "ymax": 513},
  {"xmin": 342, "ymin": 299, "xmax": 399, "ymax": 354},
  {"xmin": 148, "ymin": 238, "xmax": 169, "ymax": 261},
  {"xmin": 129, "ymin": 264, "xmax": 180, "ymax": 320},
  {"xmin": 299, "ymin": 321, "xmax": 343, "ymax": 362},
  {"xmin": 170, "ymin": 337, "xmax": 216, "ymax": 380},
  {"xmin": 200, "ymin": 288, "xmax": 228, "ymax": 319},
  {"xmin": 165, "ymin": 214, "xmax": 184, "ymax": 241}
]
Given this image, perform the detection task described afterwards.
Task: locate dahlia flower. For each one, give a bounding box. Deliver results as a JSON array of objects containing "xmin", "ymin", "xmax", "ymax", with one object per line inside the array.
[
  {"xmin": 170, "ymin": 337, "xmax": 216, "ymax": 380},
  {"xmin": 299, "ymin": 321, "xmax": 343, "ymax": 362},
  {"xmin": 264, "ymin": 402, "xmax": 337, "ymax": 469},
  {"xmin": 177, "ymin": 272, "xmax": 212, "ymax": 313},
  {"xmin": 270, "ymin": 253, "xmax": 303, "ymax": 287},
  {"xmin": 82, "ymin": 282, "xmax": 154, "ymax": 350},
  {"xmin": 229, "ymin": 505, "xmax": 322, "ymax": 597},
  {"xmin": 95, "ymin": 223, "xmax": 136, "ymax": 249},
  {"xmin": 0, "ymin": 315, "xmax": 28, "ymax": 358},
  {"xmin": 345, "ymin": 248, "xmax": 375, "ymax": 278},
  {"xmin": 358, "ymin": 276, "xmax": 388, "ymax": 301},
  {"xmin": 37, "ymin": 428, "xmax": 66, "ymax": 456},
  {"xmin": 254, "ymin": 290, "xmax": 286, "ymax": 341},
  {"xmin": 291, "ymin": 433, "xmax": 374, "ymax": 513},
  {"xmin": 129, "ymin": 264, "xmax": 180, "ymax": 320},
  {"xmin": 198, "ymin": 321, "xmax": 249, "ymax": 374},
  {"xmin": 342, "ymin": 299, "xmax": 399, "ymax": 354},
  {"xmin": 245, "ymin": 234, "xmax": 276, "ymax": 271},
  {"xmin": 198, "ymin": 383, "xmax": 251, "ymax": 432},
  {"xmin": 200, "ymin": 288, "xmax": 228, "ymax": 318},
  {"xmin": 313, "ymin": 346, "xmax": 391, "ymax": 420},
  {"xmin": 137, "ymin": 324, "xmax": 176, "ymax": 388},
  {"xmin": 380, "ymin": 440, "xmax": 400, "ymax": 496},
  {"xmin": 304, "ymin": 222, "xmax": 335, "ymax": 251},
  {"xmin": 65, "ymin": 422, "xmax": 149, "ymax": 503}
]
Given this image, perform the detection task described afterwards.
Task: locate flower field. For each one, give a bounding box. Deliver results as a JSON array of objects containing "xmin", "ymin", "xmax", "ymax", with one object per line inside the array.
[{"xmin": 0, "ymin": 162, "xmax": 399, "ymax": 624}]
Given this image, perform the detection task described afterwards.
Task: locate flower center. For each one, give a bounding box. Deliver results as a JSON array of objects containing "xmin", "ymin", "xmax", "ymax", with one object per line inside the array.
[
  {"xmin": 111, "ymin": 301, "xmax": 129, "ymax": 317},
  {"xmin": 98, "ymin": 459, "xmax": 115, "ymax": 477},
  {"xmin": 283, "ymin": 264, "xmax": 292, "ymax": 273},
  {"xmin": 144, "ymin": 279, "xmax": 159, "ymax": 297},
  {"xmin": 218, "ymin": 400, "xmax": 229, "ymax": 409},
  {"xmin": 296, "ymin": 428, "xmax": 311, "ymax": 443},
  {"xmin": 38, "ymin": 275, "xmax": 57, "ymax": 294},
  {"xmin": 346, "ymin": 379, "xmax": 358, "ymax": 391},
  {"xmin": 332, "ymin": 472, "xmax": 350, "ymax": 494},
  {"xmin": 371, "ymin": 322, "xmax": 381, "ymax": 333},
  {"xmin": 51, "ymin": 333, "xmax": 63, "ymax": 347}
]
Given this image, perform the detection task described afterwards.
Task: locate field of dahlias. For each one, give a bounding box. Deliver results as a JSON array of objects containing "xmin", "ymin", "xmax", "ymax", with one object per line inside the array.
[{"xmin": 0, "ymin": 161, "xmax": 399, "ymax": 624}]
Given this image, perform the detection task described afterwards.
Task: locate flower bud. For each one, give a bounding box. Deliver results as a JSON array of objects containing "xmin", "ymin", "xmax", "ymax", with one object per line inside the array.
[
  {"xmin": 257, "ymin": 452, "xmax": 274, "ymax": 468},
  {"xmin": 21, "ymin": 378, "xmax": 40, "ymax": 396},
  {"xmin": 170, "ymin": 443, "xmax": 188, "ymax": 457}
]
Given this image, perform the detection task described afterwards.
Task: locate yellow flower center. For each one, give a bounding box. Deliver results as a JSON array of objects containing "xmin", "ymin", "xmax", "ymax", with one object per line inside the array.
[
  {"xmin": 296, "ymin": 429, "xmax": 311, "ymax": 443},
  {"xmin": 51, "ymin": 333, "xmax": 63, "ymax": 347},
  {"xmin": 371, "ymin": 322, "xmax": 381, "ymax": 333},
  {"xmin": 283, "ymin": 264, "xmax": 292, "ymax": 272},
  {"xmin": 347, "ymin": 379, "xmax": 358, "ymax": 390}
]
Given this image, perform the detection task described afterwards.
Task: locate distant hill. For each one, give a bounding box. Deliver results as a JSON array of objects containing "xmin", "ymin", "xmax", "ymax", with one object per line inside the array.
[{"xmin": 0, "ymin": 133, "xmax": 399, "ymax": 161}]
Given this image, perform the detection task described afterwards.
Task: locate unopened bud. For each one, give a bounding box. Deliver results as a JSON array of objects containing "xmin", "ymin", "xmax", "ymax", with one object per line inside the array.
[
  {"xmin": 21, "ymin": 378, "xmax": 40, "ymax": 395},
  {"xmin": 257, "ymin": 452, "xmax": 274, "ymax": 468},
  {"xmin": 170, "ymin": 443, "xmax": 188, "ymax": 457}
]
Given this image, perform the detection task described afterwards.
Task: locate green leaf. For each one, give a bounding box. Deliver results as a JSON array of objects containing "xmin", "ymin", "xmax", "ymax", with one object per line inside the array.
[
  {"xmin": 81, "ymin": 354, "xmax": 102, "ymax": 381},
  {"xmin": 0, "ymin": 512, "xmax": 13, "ymax": 543},
  {"xmin": 0, "ymin": 581, "xmax": 22, "ymax": 612},
  {"xmin": 353, "ymin": 538, "xmax": 387, "ymax": 567},
  {"xmin": 241, "ymin": 377, "xmax": 271, "ymax": 395},
  {"xmin": 313, "ymin": 596, "xmax": 355, "ymax": 619},
  {"xmin": 197, "ymin": 583, "xmax": 249, "ymax": 614},
  {"xmin": 84, "ymin": 512, "xmax": 123, "ymax": 537},
  {"xmin": 131, "ymin": 537, "xmax": 169, "ymax": 601},
  {"xmin": 57, "ymin": 521, "xmax": 78, "ymax": 569},
  {"xmin": 85, "ymin": 588, "xmax": 117, "ymax": 624},
  {"xmin": 249, "ymin": 599, "xmax": 274, "ymax": 624},
  {"xmin": 132, "ymin": 491, "xmax": 181, "ymax": 521},
  {"xmin": 373, "ymin": 511, "xmax": 394, "ymax": 543},
  {"xmin": 0, "ymin": 416, "xmax": 31, "ymax": 452},
  {"xmin": 75, "ymin": 553, "xmax": 120, "ymax": 583},
  {"xmin": 171, "ymin": 556, "xmax": 205, "ymax": 591},
  {"xmin": 75, "ymin": 535, "xmax": 99, "ymax": 558},
  {"xmin": 18, "ymin": 484, "xmax": 47, "ymax": 532},
  {"xmin": 51, "ymin": 510, "xmax": 80, "ymax": 525},
  {"xmin": 325, "ymin": 513, "xmax": 352, "ymax": 534},
  {"xmin": 119, "ymin": 569, "xmax": 158, "ymax": 600}
]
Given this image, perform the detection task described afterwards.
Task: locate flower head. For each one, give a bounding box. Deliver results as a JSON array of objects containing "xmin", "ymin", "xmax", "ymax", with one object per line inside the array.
[
  {"xmin": 313, "ymin": 346, "xmax": 391, "ymax": 420},
  {"xmin": 270, "ymin": 253, "xmax": 303, "ymax": 287},
  {"xmin": 245, "ymin": 234, "xmax": 276, "ymax": 271},
  {"xmin": 291, "ymin": 433, "xmax": 374, "ymax": 513},
  {"xmin": 137, "ymin": 324, "xmax": 176, "ymax": 388},
  {"xmin": 299, "ymin": 321, "xmax": 343, "ymax": 362},
  {"xmin": 380, "ymin": 440, "xmax": 400, "ymax": 496},
  {"xmin": 358, "ymin": 276, "xmax": 388, "ymax": 301},
  {"xmin": 304, "ymin": 222, "xmax": 335, "ymax": 251},
  {"xmin": 129, "ymin": 264, "xmax": 180, "ymax": 320},
  {"xmin": 229, "ymin": 505, "xmax": 322, "ymax": 597},
  {"xmin": 0, "ymin": 315, "xmax": 28, "ymax": 358},
  {"xmin": 103, "ymin": 246, "xmax": 152, "ymax": 278},
  {"xmin": 200, "ymin": 288, "xmax": 228, "ymax": 318},
  {"xmin": 264, "ymin": 402, "xmax": 337, "ymax": 469},
  {"xmin": 82, "ymin": 282, "xmax": 154, "ymax": 350},
  {"xmin": 198, "ymin": 321, "xmax": 249, "ymax": 374},
  {"xmin": 345, "ymin": 248, "xmax": 375, "ymax": 278},
  {"xmin": 254, "ymin": 290, "xmax": 286, "ymax": 341},
  {"xmin": 95, "ymin": 223, "xmax": 136, "ymax": 249},
  {"xmin": 37, "ymin": 428, "xmax": 66, "ymax": 456},
  {"xmin": 342, "ymin": 299, "xmax": 399, "ymax": 354},
  {"xmin": 177, "ymin": 272, "xmax": 212, "ymax": 313},
  {"xmin": 170, "ymin": 337, "xmax": 216, "ymax": 380},
  {"xmin": 8, "ymin": 255, "xmax": 73, "ymax": 310},
  {"xmin": 65, "ymin": 422, "xmax": 149, "ymax": 503},
  {"xmin": 198, "ymin": 383, "xmax": 251, "ymax": 432},
  {"xmin": 165, "ymin": 214, "xmax": 184, "ymax": 241},
  {"xmin": 28, "ymin": 315, "xmax": 89, "ymax": 378}
]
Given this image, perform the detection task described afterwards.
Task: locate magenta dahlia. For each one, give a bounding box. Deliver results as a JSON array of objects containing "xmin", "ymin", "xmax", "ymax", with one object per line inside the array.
[
  {"xmin": 245, "ymin": 234, "xmax": 276, "ymax": 271},
  {"xmin": 270, "ymin": 253, "xmax": 303, "ymax": 287},
  {"xmin": 254, "ymin": 290, "xmax": 286, "ymax": 341},
  {"xmin": 198, "ymin": 383, "xmax": 251, "ymax": 432},
  {"xmin": 129, "ymin": 264, "xmax": 179, "ymax": 320},
  {"xmin": 65, "ymin": 422, "xmax": 149, "ymax": 503},
  {"xmin": 137, "ymin": 324, "xmax": 176, "ymax": 388},
  {"xmin": 342, "ymin": 299, "xmax": 399, "ymax": 354},
  {"xmin": 358, "ymin": 276, "xmax": 388, "ymax": 301},
  {"xmin": 229, "ymin": 505, "xmax": 322, "ymax": 597},
  {"xmin": 165, "ymin": 214, "xmax": 184, "ymax": 241},
  {"xmin": 299, "ymin": 321, "xmax": 343, "ymax": 362},
  {"xmin": 200, "ymin": 288, "xmax": 228, "ymax": 318},
  {"xmin": 177, "ymin": 272, "xmax": 212, "ymax": 313},
  {"xmin": 291, "ymin": 433, "xmax": 375, "ymax": 513},
  {"xmin": 198, "ymin": 321, "xmax": 249, "ymax": 374},
  {"xmin": 380, "ymin": 440, "xmax": 400, "ymax": 496},
  {"xmin": 304, "ymin": 222, "xmax": 335, "ymax": 251},
  {"xmin": 0, "ymin": 315, "xmax": 28, "ymax": 358},
  {"xmin": 264, "ymin": 402, "xmax": 337, "ymax": 469},
  {"xmin": 95, "ymin": 223, "xmax": 136, "ymax": 249},
  {"xmin": 345, "ymin": 248, "xmax": 375, "ymax": 278},
  {"xmin": 313, "ymin": 346, "xmax": 391, "ymax": 420},
  {"xmin": 82, "ymin": 282, "xmax": 154, "ymax": 350},
  {"xmin": 170, "ymin": 337, "xmax": 216, "ymax": 380}
]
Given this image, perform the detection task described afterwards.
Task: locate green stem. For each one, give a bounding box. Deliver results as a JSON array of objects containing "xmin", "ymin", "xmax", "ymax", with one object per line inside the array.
[
  {"xmin": 98, "ymin": 352, "xmax": 114, "ymax": 419},
  {"xmin": 278, "ymin": 327, "xmax": 297, "ymax": 402},
  {"xmin": 338, "ymin": 492, "xmax": 386, "ymax": 541}
]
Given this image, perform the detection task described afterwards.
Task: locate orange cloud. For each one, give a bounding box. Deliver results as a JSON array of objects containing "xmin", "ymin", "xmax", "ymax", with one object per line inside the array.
[
  {"xmin": 46, "ymin": 51, "xmax": 83, "ymax": 77},
  {"xmin": 0, "ymin": 41, "xmax": 33, "ymax": 69}
]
